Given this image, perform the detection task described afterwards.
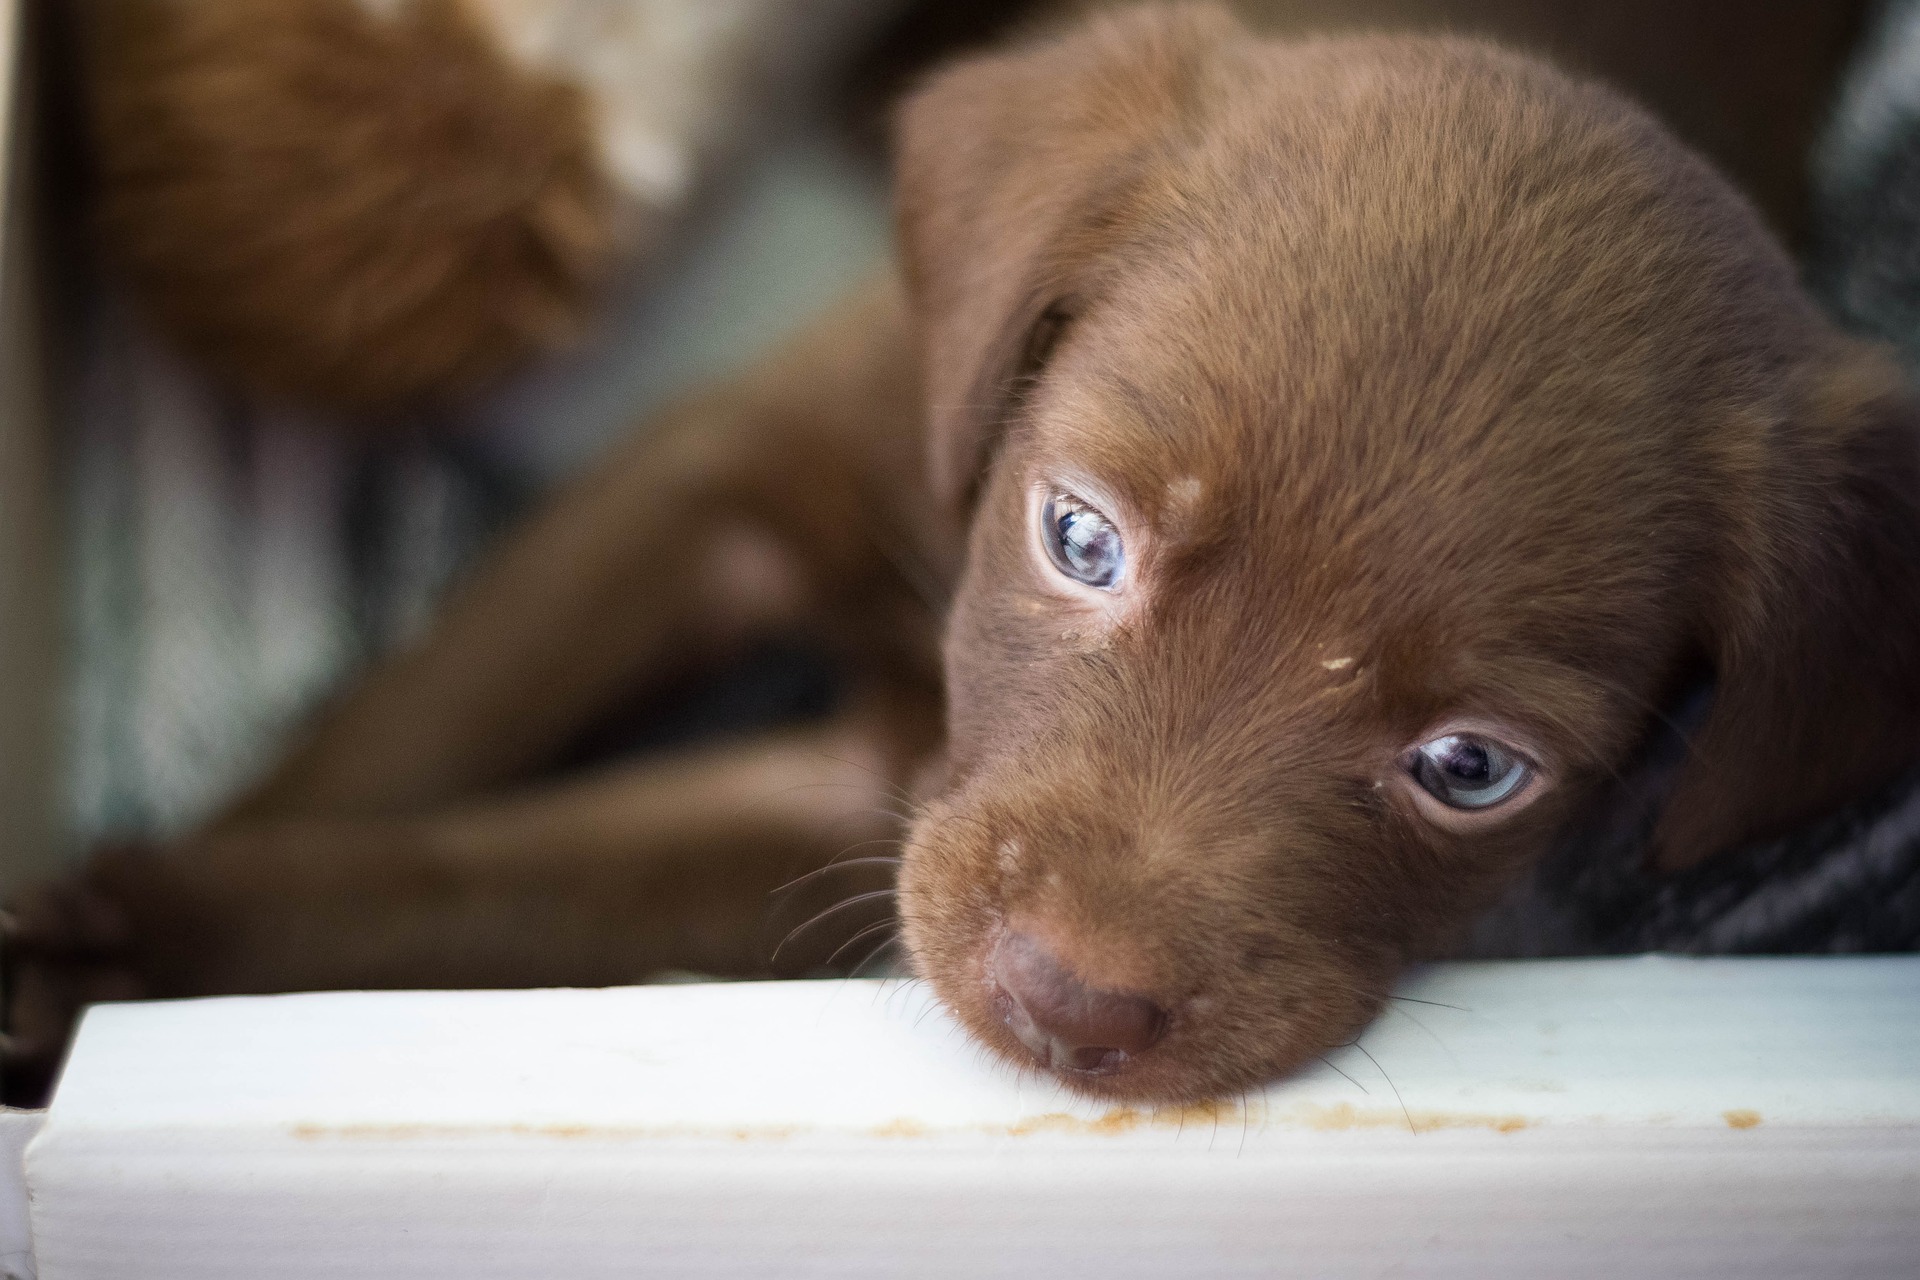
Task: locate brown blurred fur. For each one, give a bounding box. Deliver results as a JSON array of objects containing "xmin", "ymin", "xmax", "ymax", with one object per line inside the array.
[
  {"xmin": 86, "ymin": 0, "xmax": 1864, "ymax": 411},
  {"xmin": 87, "ymin": 0, "xmax": 621, "ymax": 409},
  {"xmin": 12, "ymin": 6, "xmax": 1920, "ymax": 1104}
]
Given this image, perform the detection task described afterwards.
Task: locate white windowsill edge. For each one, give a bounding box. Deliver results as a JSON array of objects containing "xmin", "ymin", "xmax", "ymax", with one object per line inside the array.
[{"xmin": 6, "ymin": 955, "xmax": 1919, "ymax": 1277}]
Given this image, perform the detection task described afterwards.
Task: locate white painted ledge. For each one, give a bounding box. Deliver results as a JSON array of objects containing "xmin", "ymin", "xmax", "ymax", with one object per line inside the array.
[{"xmin": 17, "ymin": 956, "xmax": 1920, "ymax": 1277}]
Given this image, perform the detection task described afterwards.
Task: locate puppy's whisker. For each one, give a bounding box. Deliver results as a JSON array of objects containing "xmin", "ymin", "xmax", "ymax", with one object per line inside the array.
[
  {"xmin": 824, "ymin": 919, "xmax": 900, "ymax": 972},
  {"xmin": 826, "ymin": 839, "xmax": 903, "ymax": 859},
  {"xmin": 813, "ymin": 752, "xmax": 920, "ymax": 811},
  {"xmin": 1316, "ymin": 972, "xmax": 1462, "ymax": 1017},
  {"xmin": 851, "ymin": 936, "xmax": 903, "ymax": 978},
  {"xmin": 772, "ymin": 781, "xmax": 916, "ymax": 824},
  {"xmin": 1316, "ymin": 1052, "xmax": 1369, "ymax": 1095},
  {"xmin": 821, "ymin": 842, "xmax": 903, "ymax": 868},
  {"xmin": 771, "ymin": 888, "xmax": 898, "ymax": 963},
  {"xmin": 1347, "ymin": 1039, "xmax": 1414, "ymax": 1134},
  {"xmin": 769, "ymin": 852, "xmax": 902, "ymax": 899}
]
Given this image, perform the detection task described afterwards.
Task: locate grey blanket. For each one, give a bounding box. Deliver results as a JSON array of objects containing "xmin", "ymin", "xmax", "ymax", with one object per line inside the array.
[{"xmin": 1469, "ymin": 768, "xmax": 1920, "ymax": 957}]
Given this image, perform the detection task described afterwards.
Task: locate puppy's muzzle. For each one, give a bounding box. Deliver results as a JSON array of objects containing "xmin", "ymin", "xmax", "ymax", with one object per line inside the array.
[{"xmin": 989, "ymin": 930, "xmax": 1167, "ymax": 1075}]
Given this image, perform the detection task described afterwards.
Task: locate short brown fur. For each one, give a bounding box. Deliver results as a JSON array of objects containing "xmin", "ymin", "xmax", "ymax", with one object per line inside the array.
[
  {"xmin": 12, "ymin": 6, "xmax": 1920, "ymax": 1105},
  {"xmin": 87, "ymin": 0, "xmax": 622, "ymax": 409}
]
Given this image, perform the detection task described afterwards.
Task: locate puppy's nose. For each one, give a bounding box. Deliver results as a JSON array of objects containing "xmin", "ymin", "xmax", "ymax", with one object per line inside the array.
[{"xmin": 989, "ymin": 930, "xmax": 1167, "ymax": 1074}]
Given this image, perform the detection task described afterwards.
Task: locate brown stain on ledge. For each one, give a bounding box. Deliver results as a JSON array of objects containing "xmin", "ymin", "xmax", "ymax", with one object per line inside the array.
[
  {"xmin": 1155, "ymin": 1100, "xmax": 1236, "ymax": 1129},
  {"xmin": 999, "ymin": 1100, "xmax": 1533, "ymax": 1138},
  {"xmin": 1005, "ymin": 1108, "xmax": 1145, "ymax": 1137},
  {"xmin": 1290, "ymin": 1102, "xmax": 1530, "ymax": 1134},
  {"xmin": 289, "ymin": 1122, "xmax": 803, "ymax": 1143},
  {"xmin": 1722, "ymin": 1109, "xmax": 1763, "ymax": 1129},
  {"xmin": 289, "ymin": 1101, "xmax": 1550, "ymax": 1145}
]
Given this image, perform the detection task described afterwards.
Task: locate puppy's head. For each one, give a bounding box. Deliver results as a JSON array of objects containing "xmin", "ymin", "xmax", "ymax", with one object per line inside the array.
[{"xmin": 892, "ymin": 5, "xmax": 1920, "ymax": 1103}]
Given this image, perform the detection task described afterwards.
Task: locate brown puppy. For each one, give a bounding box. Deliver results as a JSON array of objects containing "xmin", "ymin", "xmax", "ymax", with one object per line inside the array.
[
  {"xmin": 893, "ymin": 9, "xmax": 1920, "ymax": 1101},
  {"xmin": 11, "ymin": 6, "xmax": 1920, "ymax": 1105}
]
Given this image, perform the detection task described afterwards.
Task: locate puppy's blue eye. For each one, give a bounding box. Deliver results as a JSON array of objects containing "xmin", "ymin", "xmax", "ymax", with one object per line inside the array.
[
  {"xmin": 1041, "ymin": 492, "xmax": 1124, "ymax": 590},
  {"xmin": 1407, "ymin": 735, "xmax": 1529, "ymax": 810}
]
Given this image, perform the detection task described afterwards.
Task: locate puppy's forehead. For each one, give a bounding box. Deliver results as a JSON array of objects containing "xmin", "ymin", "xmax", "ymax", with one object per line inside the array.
[
  {"xmin": 1028, "ymin": 47, "xmax": 1792, "ymax": 560},
  {"xmin": 1014, "ymin": 80, "xmax": 1776, "ymax": 728}
]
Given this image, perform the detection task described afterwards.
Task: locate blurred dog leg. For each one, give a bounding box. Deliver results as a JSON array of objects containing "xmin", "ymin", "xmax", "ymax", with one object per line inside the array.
[
  {"xmin": 4, "ymin": 708, "xmax": 922, "ymax": 1082},
  {"xmin": 219, "ymin": 277, "xmax": 944, "ymax": 825}
]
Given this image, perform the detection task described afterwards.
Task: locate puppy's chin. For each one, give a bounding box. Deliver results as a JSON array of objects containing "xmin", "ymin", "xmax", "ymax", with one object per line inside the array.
[{"xmin": 897, "ymin": 798, "xmax": 1391, "ymax": 1105}]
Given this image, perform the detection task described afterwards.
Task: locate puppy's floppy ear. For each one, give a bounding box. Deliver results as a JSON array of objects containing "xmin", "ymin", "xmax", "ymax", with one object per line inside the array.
[
  {"xmin": 892, "ymin": 3, "xmax": 1242, "ymax": 510},
  {"xmin": 1651, "ymin": 342, "xmax": 1920, "ymax": 871}
]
